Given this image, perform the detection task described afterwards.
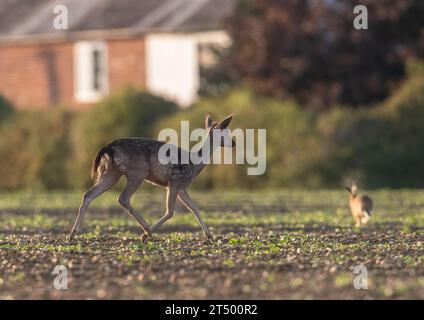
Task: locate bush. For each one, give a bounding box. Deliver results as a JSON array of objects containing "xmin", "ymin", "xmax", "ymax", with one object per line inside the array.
[
  {"xmin": 314, "ymin": 66, "xmax": 424, "ymax": 188},
  {"xmin": 70, "ymin": 88, "xmax": 179, "ymax": 187},
  {"xmin": 156, "ymin": 70, "xmax": 424, "ymax": 190},
  {"xmin": 155, "ymin": 89, "xmax": 321, "ymax": 189},
  {"xmin": 0, "ymin": 109, "xmax": 72, "ymax": 190},
  {"xmin": 0, "ymin": 95, "xmax": 14, "ymax": 123},
  {"xmin": 378, "ymin": 69, "xmax": 424, "ymax": 187},
  {"xmin": 2, "ymin": 71, "xmax": 424, "ymax": 190}
]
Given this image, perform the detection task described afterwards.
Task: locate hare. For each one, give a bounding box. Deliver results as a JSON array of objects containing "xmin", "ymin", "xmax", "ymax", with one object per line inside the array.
[{"xmin": 345, "ymin": 184, "xmax": 373, "ymax": 227}]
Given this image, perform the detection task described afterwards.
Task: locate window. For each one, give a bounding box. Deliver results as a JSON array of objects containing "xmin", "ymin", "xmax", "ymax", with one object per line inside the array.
[{"xmin": 74, "ymin": 41, "xmax": 108, "ymax": 103}]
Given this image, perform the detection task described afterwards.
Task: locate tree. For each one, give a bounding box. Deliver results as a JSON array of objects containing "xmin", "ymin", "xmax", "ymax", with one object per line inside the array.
[{"xmin": 226, "ymin": 0, "xmax": 424, "ymax": 109}]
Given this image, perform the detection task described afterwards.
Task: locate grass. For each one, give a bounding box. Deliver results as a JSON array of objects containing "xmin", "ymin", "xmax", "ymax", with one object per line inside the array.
[{"xmin": 1, "ymin": 189, "xmax": 423, "ymax": 229}]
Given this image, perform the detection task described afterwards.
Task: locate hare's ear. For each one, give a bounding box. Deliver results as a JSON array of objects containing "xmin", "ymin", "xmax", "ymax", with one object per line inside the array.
[
  {"xmin": 218, "ymin": 114, "xmax": 233, "ymax": 129},
  {"xmin": 205, "ymin": 113, "xmax": 214, "ymax": 129}
]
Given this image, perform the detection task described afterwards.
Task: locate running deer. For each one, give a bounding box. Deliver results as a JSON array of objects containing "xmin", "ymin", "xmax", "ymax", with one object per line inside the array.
[
  {"xmin": 67, "ymin": 114, "xmax": 235, "ymax": 242},
  {"xmin": 345, "ymin": 184, "xmax": 373, "ymax": 227}
]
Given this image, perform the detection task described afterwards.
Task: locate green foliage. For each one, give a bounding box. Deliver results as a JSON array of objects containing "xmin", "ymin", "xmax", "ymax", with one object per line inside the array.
[
  {"xmin": 0, "ymin": 89, "xmax": 178, "ymax": 190},
  {"xmin": 0, "ymin": 109, "xmax": 72, "ymax": 190},
  {"xmin": 0, "ymin": 95, "xmax": 14, "ymax": 123},
  {"xmin": 376, "ymin": 69, "xmax": 424, "ymax": 187},
  {"xmin": 157, "ymin": 67, "xmax": 424, "ymax": 189},
  {"xmin": 156, "ymin": 89, "xmax": 320, "ymax": 189},
  {"xmin": 315, "ymin": 67, "xmax": 424, "ymax": 188},
  {"xmin": 70, "ymin": 88, "xmax": 178, "ymax": 187},
  {"xmin": 1, "ymin": 71, "xmax": 424, "ymax": 190}
]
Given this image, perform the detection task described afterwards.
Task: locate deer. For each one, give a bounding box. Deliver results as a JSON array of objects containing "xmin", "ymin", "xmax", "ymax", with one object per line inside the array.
[
  {"xmin": 67, "ymin": 113, "xmax": 235, "ymax": 242},
  {"xmin": 345, "ymin": 183, "xmax": 373, "ymax": 227}
]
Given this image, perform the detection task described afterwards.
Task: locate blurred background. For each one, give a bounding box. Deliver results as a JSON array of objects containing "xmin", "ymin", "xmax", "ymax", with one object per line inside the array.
[{"xmin": 0, "ymin": 0, "xmax": 423, "ymax": 191}]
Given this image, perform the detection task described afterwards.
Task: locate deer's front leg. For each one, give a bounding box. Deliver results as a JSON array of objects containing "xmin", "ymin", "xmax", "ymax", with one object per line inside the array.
[
  {"xmin": 178, "ymin": 189, "xmax": 212, "ymax": 240},
  {"xmin": 147, "ymin": 186, "xmax": 178, "ymax": 241}
]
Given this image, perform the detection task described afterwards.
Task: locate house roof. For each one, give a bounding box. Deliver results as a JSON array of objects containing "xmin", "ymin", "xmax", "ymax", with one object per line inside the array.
[{"xmin": 0, "ymin": 0, "xmax": 235, "ymax": 43}]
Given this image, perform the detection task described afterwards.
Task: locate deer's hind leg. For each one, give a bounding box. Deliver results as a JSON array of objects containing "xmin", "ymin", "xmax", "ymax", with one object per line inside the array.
[
  {"xmin": 118, "ymin": 176, "xmax": 151, "ymax": 236},
  {"xmin": 67, "ymin": 170, "xmax": 120, "ymax": 241}
]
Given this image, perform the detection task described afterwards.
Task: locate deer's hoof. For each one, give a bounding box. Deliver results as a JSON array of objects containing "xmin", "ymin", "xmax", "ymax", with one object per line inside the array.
[
  {"xmin": 205, "ymin": 233, "xmax": 214, "ymax": 241},
  {"xmin": 141, "ymin": 233, "xmax": 150, "ymax": 243},
  {"xmin": 66, "ymin": 233, "xmax": 75, "ymax": 242}
]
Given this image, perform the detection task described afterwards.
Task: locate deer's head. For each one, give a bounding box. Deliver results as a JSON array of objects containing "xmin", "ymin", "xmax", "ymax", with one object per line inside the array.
[{"xmin": 205, "ymin": 113, "xmax": 235, "ymax": 148}]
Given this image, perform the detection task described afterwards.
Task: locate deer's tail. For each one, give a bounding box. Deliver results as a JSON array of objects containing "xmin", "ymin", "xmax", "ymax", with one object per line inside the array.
[{"xmin": 91, "ymin": 145, "xmax": 113, "ymax": 182}]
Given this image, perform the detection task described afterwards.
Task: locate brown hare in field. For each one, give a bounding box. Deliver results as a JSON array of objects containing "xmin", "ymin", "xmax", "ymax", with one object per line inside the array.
[
  {"xmin": 67, "ymin": 113, "xmax": 235, "ymax": 242},
  {"xmin": 345, "ymin": 184, "xmax": 373, "ymax": 227}
]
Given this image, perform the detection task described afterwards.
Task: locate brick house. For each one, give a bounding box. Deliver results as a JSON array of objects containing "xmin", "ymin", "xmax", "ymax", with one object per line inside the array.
[{"xmin": 0, "ymin": 0, "xmax": 234, "ymax": 109}]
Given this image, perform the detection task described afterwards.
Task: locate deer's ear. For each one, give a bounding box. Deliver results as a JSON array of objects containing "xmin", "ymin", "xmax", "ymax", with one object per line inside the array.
[
  {"xmin": 218, "ymin": 114, "xmax": 233, "ymax": 129},
  {"xmin": 205, "ymin": 113, "xmax": 213, "ymax": 129},
  {"xmin": 345, "ymin": 186, "xmax": 351, "ymax": 193}
]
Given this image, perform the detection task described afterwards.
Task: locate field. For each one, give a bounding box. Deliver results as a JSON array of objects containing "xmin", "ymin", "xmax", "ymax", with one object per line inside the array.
[{"xmin": 0, "ymin": 189, "xmax": 423, "ymax": 299}]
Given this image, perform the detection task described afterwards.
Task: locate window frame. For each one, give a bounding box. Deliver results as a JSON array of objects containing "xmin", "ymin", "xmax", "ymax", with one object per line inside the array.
[{"xmin": 73, "ymin": 41, "xmax": 108, "ymax": 103}]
